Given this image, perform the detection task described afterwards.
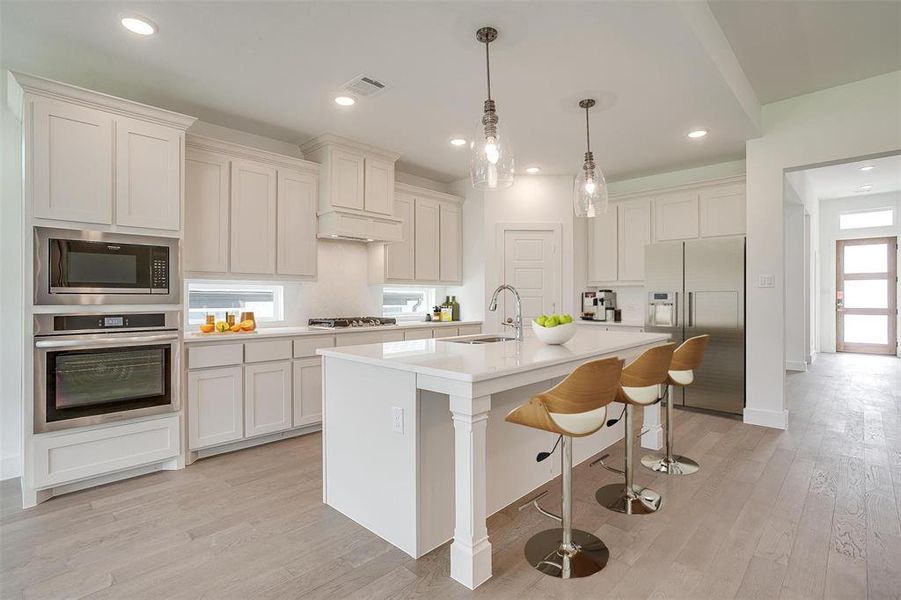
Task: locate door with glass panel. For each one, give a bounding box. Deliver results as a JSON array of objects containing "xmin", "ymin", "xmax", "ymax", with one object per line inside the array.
[{"xmin": 836, "ymin": 237, "xmax": 897, "ymax": 354}]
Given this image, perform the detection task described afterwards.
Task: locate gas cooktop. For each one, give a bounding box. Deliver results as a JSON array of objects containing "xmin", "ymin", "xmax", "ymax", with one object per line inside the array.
[{"xmin": 308, "ymin": 317, "xmax": 397, "ymax": 329}]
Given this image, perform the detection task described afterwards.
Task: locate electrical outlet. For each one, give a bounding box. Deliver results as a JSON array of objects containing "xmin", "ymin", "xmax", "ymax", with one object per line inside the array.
[
  {"xmin": 758, "ymin": 274, "xmax": 776, "ymax": 288},
  {"xmin": 392, "ymin": 407, "xmax": 404, "ymax": 434}
]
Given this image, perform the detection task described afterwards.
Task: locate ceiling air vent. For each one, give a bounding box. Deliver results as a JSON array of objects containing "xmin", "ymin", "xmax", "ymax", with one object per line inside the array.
[{"xmin": 341, "ymin": 74, "xmax": 387, "ymax": 99}]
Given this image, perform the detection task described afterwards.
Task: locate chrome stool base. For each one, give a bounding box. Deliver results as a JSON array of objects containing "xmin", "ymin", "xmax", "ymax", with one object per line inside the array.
[
  {"xmin": 640, "ymin": 453, "xmax": 700, "ymax": 475},
  {"xmin": 524, "ymin": 528, "xmax": 610, "ymax": 578},
  {"xmin": 596, "ymin": 483, "xmax": 662, "ymax": 514}
]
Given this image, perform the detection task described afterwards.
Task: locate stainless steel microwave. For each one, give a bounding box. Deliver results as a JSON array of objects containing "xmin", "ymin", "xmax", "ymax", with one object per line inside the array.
[{"xmin": 35, "ymin": 228, "xmax": 179, "ymax": 305}]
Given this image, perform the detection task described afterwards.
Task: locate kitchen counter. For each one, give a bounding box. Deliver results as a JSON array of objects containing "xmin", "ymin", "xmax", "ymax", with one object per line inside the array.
[
  {"xmin": 183, "ymin": 320, "xmax": 482, "ymax": 344},
  {"xmin": 576, "ymin": 319, "xmax": 645, "ymax": 328},
  {"xmin": 319, "ymin": 328, "xmax": 669, "ymax": 589}
]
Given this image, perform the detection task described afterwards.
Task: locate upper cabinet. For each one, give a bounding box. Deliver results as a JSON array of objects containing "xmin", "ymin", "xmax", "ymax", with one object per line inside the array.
[
  {"xmin": 14, "ymin": 72, "xmax": 196, "ymax": 235},
  {"xmin": 587, "ymin": 205, "xmax": 618, "ymax": 283},
  {"xmin": 654, "ymin": 191, "xmax": 698, "ymax": 241},
  {"xmin": 300, "ymin": 134, "xmax": 402, "ymax": 242},
  {"xmin": 385, "ymin": 192, "xmax": 415, "ymax": 280},
  {"xmin": 184, "ymin": 135, "xmax": 320, "ymax": 279},
  {"xmin": 699, "ymin": 184, "xmax": 746, "ymax": 237},
  {"xmin": 414, "ymin": 197, "xmax": 440, "ymax": 281},
  {"xmin": 618, "ymin": 200, "xmax": 652, "ymax": 282},
  {"xmin": 439, "ymin": 203, "xmax": 462, "ymax": 282}
]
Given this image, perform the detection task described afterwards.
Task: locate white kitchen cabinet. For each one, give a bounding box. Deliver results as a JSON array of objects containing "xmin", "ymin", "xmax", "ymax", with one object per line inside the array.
[
  {"xmin": 587, "ymin": 204, "xmax": 618, "ymax": 283},
  {"xmin": 330, "ymin": 148, "xmax": 366, "ymax": 211},
  {"xmin": 115, "ymin": 117, "xmax": 182, "ymax": 231},
  {"xmin": 432, "ymin": 327, "xmax": 459, "ymax": 338},
  {"xmin": 364, "ymin": 157, "xmax": 394, "ymax": 215},
  {"xmin": 230, "ymin": 159, "xmax": 277, "ymax": 275},
  {"xmin": 293, "ymin": 358, "xmax": 323, "ymax": 427},
  {"xmin": 404, "ymin": 328, "xmax": 433, "ymax": 341},
  {"xmin": 386, "ymin": 193, "xmax": 415, "ymax": 280},
  {"xmin": 699, "ymin": 184, "xmax": 746, "ymax": 237},
  {"xmin": 188, "ymin": 366, "xmax": 244, "ymax": 450},
  {"xmin": 654, "ymin": 191, "xmax": 698, "ymax": 241},
  {"xmin": 184, "ymin": 149, "xmax": 230, "ymax": 273},
  {"xmin": 439, "ymin": 202, "xmax": 462, "ymax": 283},
  {"xmin": 277, "ymin": 169, "xmax": 318, "ymax": 276},
  {"xmin": 618, "ymin": 200, "xmax": 651, "ymax": 282},
  {"xmin": 414, "ymin": 198, "xmax": 440, "ymax": 281},
  {"xmin": 336, "ymin": 330, "xmax": 405, "ymax": 346},
  {"xmin": 457, "ymin": 324, "xmax": 482, "ymax": 336},
  {"xmin": 244, "ymin": 361, "xmax": 292, "ymax": 438},
  {"xmin": 31, "ymin": 99, "xmax": 114, "ymax": 224}
]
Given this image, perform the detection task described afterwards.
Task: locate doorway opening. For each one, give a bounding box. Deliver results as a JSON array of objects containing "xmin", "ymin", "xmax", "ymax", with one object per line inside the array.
[{"xmin": 836, "ymin": 236, "xmax": 897, "ymax": 354}]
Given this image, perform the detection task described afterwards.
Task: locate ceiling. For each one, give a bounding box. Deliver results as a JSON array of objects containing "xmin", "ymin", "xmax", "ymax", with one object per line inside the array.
[
  {"xmin": 710, "ymin": 0, "xmax": 901, "ymax": 104},
  {"xmin": 796, "ymin": 154, "xmax": 901, "ymax": 201},
  {"xmin": 2, "ymin": 2, "xmax": 896, "ymax": 183}
]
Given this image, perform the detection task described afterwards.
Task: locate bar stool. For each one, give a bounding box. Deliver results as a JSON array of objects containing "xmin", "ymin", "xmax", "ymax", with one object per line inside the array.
[
  {"xmin": 505, "ymin": 356, "xmax": 623, "ymax": 579},
  {"xmin": 594, "ymin": 343, "xmax": 676, "ymax": 515},
  {"xmin": 641, "ymin": 335, "xmax": 710, "ymax": 475}
]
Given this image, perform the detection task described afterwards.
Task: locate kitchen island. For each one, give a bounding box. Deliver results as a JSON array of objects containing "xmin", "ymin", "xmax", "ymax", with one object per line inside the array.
[{"xmin": 318, "ymin": 328, "xmax": 670, "ymax": 589}]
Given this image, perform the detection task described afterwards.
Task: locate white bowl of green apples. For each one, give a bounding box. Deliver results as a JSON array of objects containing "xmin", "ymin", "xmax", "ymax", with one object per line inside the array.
[{"xmin": 531, "ymin": 314, "xmax": 576, "ymax": 345}]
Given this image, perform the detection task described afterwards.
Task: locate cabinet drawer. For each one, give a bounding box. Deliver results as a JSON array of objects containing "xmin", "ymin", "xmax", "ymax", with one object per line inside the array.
[
  {"xmin": 457, "ymin": 325, "xmax": 482, "ymax": 336},
  {"xmin": 432, "ymin": 327, "xmax": 459, "ymax": 338},
  {"xmin": 244, "ymin": 339, "xmax": 293, "ymax": 363},
  {"xmin": 336, "ymin": 330, "xmax": 405, "ymax": 346},
  {"xmin": 32, "ymin": 415, "xmax": 179, "ymax": 488},
  {"xmin": 403, "ymin": 328, "xmax": 432, "ymax": 341},
  {"xmin": 294, "ymin": 336, "xmax": 336, "ymax": 358},
  {"xmin": 188, "ymin": 343, "xmax": 243, "ymax": 369}
]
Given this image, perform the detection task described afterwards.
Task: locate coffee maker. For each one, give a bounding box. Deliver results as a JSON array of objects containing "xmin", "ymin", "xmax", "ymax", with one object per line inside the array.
[
  {"xmin": 596, "ymin": 289, "xmax": 618, "ymax": 322},
  {"xmin": 581, "ymin": 290, "xmax": 598, "ymax": 320}
]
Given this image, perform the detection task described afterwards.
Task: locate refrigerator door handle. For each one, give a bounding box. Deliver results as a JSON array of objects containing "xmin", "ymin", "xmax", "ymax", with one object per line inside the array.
[{"xmin": 687, "ymin": 292, "xmax": 693, "ymax": 327}]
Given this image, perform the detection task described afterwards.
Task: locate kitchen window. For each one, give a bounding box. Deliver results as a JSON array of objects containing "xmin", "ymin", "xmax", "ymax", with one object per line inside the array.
[
  {"xmin": 839, "ymin": 208, "xmax": 893, "ymax": 230},
  {"xmin": 186, "ymin": 281, "xmax": 285, "ymax": 325},
  {"xmin": 382, "ymin": 287, "xmax": 437, "ymax": 321}
]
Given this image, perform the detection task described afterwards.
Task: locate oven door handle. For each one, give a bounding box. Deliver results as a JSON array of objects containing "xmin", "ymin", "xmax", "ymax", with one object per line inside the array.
[{"xmin": 35, "ymin": 333, "xmax": 179, "ymax": 349}]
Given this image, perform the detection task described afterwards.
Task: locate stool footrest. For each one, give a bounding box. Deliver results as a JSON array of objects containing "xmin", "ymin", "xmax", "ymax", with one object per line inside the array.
[
  {"xmin": 518, "ymin": 490, "xmax": 562, "ymax": 523},
  {"xmin": 590, "ymin": 454, "xmax": 624, "ymax": 476}
]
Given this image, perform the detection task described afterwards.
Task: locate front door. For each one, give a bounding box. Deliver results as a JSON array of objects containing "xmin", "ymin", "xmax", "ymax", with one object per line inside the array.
[
  {"xmin": 501, "ymin": 228, "xmax": 561, "ymax": 327},
  {"xmin": 836, "ymin": 236, "xmax": 897, "ymax": 355}
]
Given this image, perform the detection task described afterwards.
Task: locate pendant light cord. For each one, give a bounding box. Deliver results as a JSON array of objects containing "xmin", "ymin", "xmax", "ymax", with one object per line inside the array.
[
  {"xmin": 484, "ymin": 41, "xmax": 492, "ymax": 100},
  {"xmin": 585, "ymin": 105, "xmax": 591, "ymax": 153}
]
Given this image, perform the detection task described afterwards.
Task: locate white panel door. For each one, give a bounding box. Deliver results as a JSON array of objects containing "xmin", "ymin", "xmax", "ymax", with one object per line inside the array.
[
  {"xmin": 277, "ymin": 169, "xmax": 318, "ymax": 276},
  {"xmin": 245, "ymin": 361, "xmax": 292, "ymax": 438},
  {"xmin": 330, "ymin": 148, "xmax": 365, "ymax": 210},
  {"xmin": 588, "ymin": 204, "xmax": 618, "ymax": 282},
  {"xmin": 619, "ymin": 200, "xmax": 651, "ymax": 282},
  {"xmin": 699, "ymin": 184, "xmax": 746, "ymax": 237},
  {"xmin": 654, "ymin": 191, "xmax": 698, "ymax": 241},
  {"xmin": 293, "ymin": 358, "xmax": 323, "ymax": 427},
  {"xmin": 230, "ymin": 159, "xmax": 277, "ymax": 275},
  {"xmin": 502, "ymin": 228, "xmax": 560, "ymax": 322},
  {"xmin": 386, "ymin": 192, "xmax": 415, "ymax": 280},
  {"xmin": 31, "ymin": 99, "xmax": 113, "ymax": 224},
  {"xmin": 364, "ymin": 157, "xmax": 394, "ymax": 215},
  {"xmin": 414, "ymin": 198, "xmax": 440, "ymax": 281},
  {"xmin": 439, "ymin": 202, "xmax": 462, "ymax": 283},
  {"xmin": 184, "ymin": 149, "xmax": 230, "ymax": 273},
  {"xmin": 115, "ymin": 117, "xmax": 181, "ymax": 230},
  {"xmin": 187, "ymin": 366, "xmax": 243, "ymax": 450}
]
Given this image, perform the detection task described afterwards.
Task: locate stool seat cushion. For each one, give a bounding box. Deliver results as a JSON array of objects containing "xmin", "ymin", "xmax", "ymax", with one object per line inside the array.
[
  {"xmin": 548, "ymin": 405, "xmax": 609, "ymax": 436},
  {"xmin": 618, "ymin": 384, "xmax": 665, "ymax": 406},
  {"xmin": 668, "ymin": 369, "xmax": 694, "ymax": 386}
]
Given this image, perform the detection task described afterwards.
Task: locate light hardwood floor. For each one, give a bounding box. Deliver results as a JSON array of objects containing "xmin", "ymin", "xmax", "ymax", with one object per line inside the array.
[{"xmin": 2, "ymin": 352, "xmax": 899, "ymax": 599}]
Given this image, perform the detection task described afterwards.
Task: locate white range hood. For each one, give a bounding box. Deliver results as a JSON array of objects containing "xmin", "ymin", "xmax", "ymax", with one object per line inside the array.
[{"xmin": 317, "ymin": 208, "xmax": 403, "ymax": 243}]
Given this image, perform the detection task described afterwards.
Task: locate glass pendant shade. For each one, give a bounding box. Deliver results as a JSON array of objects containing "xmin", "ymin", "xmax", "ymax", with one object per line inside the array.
[
  {"xmin": 471, "ymin": 122, "xmax": 514, "ymax": 190},
  {"xmin": 573, "ymin": 155, "xmax": 608, "ymax": 217}
]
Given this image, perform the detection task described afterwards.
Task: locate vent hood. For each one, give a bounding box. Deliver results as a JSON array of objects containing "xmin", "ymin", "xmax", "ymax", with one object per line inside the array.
[{"xmin": 318, "ymin": 208, "xmax": 403, "ymax": 243}]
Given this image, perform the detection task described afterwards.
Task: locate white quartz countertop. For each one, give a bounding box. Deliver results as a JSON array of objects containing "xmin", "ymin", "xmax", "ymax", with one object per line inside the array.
[
  {"xmin": 318, "ymin": 329, "xmax": 670, "ymax": 382},
  {"xmin": 576, "ymin": 319, "xmax": 645, "ymax": 328},
  {"xmin": 183, "ymin": 320, "xmax": 482, "ymax": 344}
]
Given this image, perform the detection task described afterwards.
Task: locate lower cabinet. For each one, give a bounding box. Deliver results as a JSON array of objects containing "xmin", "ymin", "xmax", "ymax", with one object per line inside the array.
[
  {"xmin": 244, "ymin": 361, "xmax": 293, "ymax": 438},
  {"xmin": 293, "ymin": 358, "xmax": 323, "ymax": 427},
  {"xmin": 188, "ymin": 366, "xmax": 244, "ymax": 450}
]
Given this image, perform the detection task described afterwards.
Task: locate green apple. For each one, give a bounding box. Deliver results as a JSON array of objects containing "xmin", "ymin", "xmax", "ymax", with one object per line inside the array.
[
  {"xmin": 535, "ymin": 315, "xmax": 547, "ymax": 326},
  {"xmin": 545, "ymin": 315, "xmax": 560, "ymax": 328},
  {"xmin": 559, "ymin": 314, "xmax": 573, "ymax": 324}
]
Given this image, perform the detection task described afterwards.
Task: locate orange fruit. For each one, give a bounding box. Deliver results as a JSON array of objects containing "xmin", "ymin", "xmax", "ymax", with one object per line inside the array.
[
  {"xmin": 215, "ymin": 321, "xmax": 229, "ymax": 333},
  {"xmin": 240, "ymin": 320, "xmax": 255, "ymax": 331},
  {"xmin": 229, "ymin": 324, "xmax": 242, "ymax": 333},
  {"xmin": 199, "ymin": 324, "xmax": 214, "ymax": 333}
]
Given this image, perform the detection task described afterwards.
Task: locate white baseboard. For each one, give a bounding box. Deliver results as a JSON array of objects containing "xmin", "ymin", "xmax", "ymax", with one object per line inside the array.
[
  {"xmin": 0, "ymin": 455, "xmax": 22, "ymax": 481},
  {"xmin": 743, "ymin": 407, "xmax": 789, "ymax": 430},
  {"xmin": 785, "ymin": 360, "xmax": 808, "ymax": 372},
  {"xmin": 807, "ymin": 352, "xmax": 817, "ymax": 365}
]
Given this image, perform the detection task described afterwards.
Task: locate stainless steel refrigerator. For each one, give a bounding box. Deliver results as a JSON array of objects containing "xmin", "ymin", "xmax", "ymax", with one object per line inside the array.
[{"xmin": 644, "ymin": 237, "xmax": 745, "ymax": 415}]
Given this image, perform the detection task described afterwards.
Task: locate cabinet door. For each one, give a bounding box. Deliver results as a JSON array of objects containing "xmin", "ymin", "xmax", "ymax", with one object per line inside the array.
[
  {"xmin": 588, "ymin": 204, "xmax": 618, "ymax": 282},
  {"xmin": 184, "ymin": 149, "xmax": 230, "ymax": 273},
  {"xmin": 115, "ymin": 117, "xmax": 181, "ymax": 230},
  {"xmin": 439, "ymin": 202, "xmax": 462, "ymax": 283},
  {"xmin": 188, "ymin": 366, "xmax": 243, "ymax": 450},
  {"xmin": 403, "ymin": 328, "xmax": 432, "ymax": 341},
  {"xmin": 654, "ymin": 191, "xmax": 698, "ymax": 241},
  {"xmin": 245, "ymin": 361, "xmax": 292, "ymax": 438},
  {"xmin": 386, "ymin": 192, "xmax": 415, "ymax": 280},
  {"xmin": 230, "ymin": 159, "xmax": 277, "ymax": 274},
  {"xmin": 414, "ymin": 198, "xmax": 440, "ymax": 281},
  {"xmin": 618, "ymin": 200, "xmax": 651, "ymax": 281},
  {"xmin": 364, "ymin": 157, "xmax": 394, "ymax": 215},
  {"xmin": 277, "ymin": 169, "xmax": 318, "ymax": 276},
  {"xmin": 699, "ymin": 184, "xmax": 746, "ymax": 237},
  {"xmin": 31, "ymin": 99, "xmax": 113, "ymax": 224},
  {"xmin": 293, "ymin": 358, "xmax": 322, "ymax": 427},
  {"xmin": 330, "ymin": 148, "xmax": 365, "ymax": 210}
]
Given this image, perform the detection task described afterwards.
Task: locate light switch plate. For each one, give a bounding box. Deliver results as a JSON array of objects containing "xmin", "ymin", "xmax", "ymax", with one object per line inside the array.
[
  {"xmin": 392, "ymin": 407, "xmax": 404, "ymax": 434},
  {"xmin": 757, "ymin": 274, "xmax": 776, "ymax": 288}
]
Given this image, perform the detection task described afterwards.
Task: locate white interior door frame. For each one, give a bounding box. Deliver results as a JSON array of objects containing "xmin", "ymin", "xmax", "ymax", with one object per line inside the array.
[{"xmin": 494, "ymin": 222, "xmax": 563, "ymax": 332}]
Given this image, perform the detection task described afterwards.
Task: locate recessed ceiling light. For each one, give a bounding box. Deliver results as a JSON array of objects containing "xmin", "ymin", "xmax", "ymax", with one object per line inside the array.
[
  {"xmin": 450, "ymin": 138, "xmax": 467, "ymax": 147},
  {"xmin": 121, "ymin": 16, "xmax": 156, "ymax": 36},
  {"xmin": 334, "ymin": 96, "xmax": 356, "ymax": 106},
  {"xmin": 526, "ymin": 166, "xmax": 541, "ymax": 174},
  {"xmin": 859, "ymin": 165, "xmax": 875, "ymax": 171},
  {"xmin": 687, "ymin": 130, "xmax": 708, "ymax": 139}
]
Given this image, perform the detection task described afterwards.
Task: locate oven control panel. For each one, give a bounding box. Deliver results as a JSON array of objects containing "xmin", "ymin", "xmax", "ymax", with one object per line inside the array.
[{"xmin": 52, "ymin": 313, "xmax": 168, "ymax": 332}]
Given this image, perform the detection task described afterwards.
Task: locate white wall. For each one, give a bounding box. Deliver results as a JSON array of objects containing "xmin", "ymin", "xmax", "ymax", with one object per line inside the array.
[
  {"xmin": 745, "ymin": 70, "xmax": 901, "ymax": 430},
  {"xmin": 818, "ymin": 191, "xmax": 901, "ymax": 354},
  {"xmin": 783, "ymin": 195, "xmax": 807, "ymax": 371}
]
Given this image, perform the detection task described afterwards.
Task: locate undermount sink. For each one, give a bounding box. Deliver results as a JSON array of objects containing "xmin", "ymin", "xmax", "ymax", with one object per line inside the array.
[{"xmin": 443, "ymin": 335, "xmax": 516, "ymax": 344}]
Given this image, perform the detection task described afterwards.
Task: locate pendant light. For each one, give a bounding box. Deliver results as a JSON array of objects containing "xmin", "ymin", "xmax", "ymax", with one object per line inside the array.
[
  {"xmin": 573, "ymin": 99, "xmax": 608, "ymax": 217},
  {"xmin": 471, "ymin": 26, "xmax": 514, "ymax": 190}
]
